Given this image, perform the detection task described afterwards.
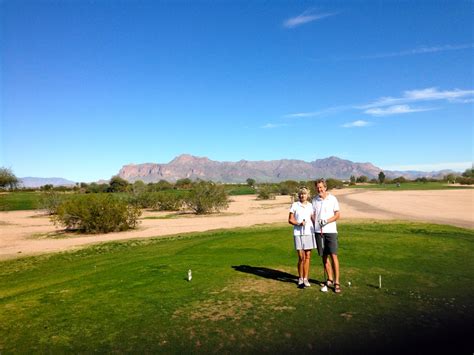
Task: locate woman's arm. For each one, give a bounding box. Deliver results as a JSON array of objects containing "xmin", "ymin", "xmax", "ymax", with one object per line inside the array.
[{"xmin": 288, "ymin": 212, "xmax": 301, "ymax": 226}]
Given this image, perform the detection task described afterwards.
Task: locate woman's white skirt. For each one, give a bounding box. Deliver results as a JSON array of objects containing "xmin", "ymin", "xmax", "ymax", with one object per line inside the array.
[{"xmin": 294, "ymin": 234, "xmax": 316, "ymax": 250}]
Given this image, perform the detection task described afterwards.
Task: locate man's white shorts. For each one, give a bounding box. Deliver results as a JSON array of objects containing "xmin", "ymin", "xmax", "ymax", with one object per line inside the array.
[{"xmin": 294, "ymin": 234, "xmax": 316, "ymax": 250}]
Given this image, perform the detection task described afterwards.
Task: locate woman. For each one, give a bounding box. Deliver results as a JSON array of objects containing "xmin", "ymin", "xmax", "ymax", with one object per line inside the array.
[{"xmin": 288, "ymin": 187, "xmax": 316, "ymax": 288}]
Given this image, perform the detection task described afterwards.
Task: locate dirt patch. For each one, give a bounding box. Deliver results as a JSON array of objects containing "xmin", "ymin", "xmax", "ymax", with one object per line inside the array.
[
  {"xmin": 0, "ymin": 190, "xmax": 472, "ymax": 260},
  {"xmin": 173, "ymin": 276, "xmax": 295, "ymax": 323}
]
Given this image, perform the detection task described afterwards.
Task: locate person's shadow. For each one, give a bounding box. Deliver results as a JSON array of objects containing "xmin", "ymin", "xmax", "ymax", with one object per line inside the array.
[{"xmin": 232, "ymin": 265, "xmax": 323, "ymax": 285}]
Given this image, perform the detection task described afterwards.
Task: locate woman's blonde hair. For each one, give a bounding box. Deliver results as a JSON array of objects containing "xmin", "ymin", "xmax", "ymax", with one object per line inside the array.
[{"xmin": 298, "ymin": 187, "xmax": 309, "ymax": 195}]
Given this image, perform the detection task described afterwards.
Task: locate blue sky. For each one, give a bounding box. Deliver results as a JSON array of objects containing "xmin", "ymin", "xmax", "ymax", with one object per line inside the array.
[{"xmin": 1, "ymin": 0, "xmax": 473, "ymax": 182}]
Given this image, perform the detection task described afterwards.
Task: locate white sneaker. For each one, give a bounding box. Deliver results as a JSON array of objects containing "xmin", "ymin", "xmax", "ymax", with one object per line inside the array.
[
  {"xmin": 303, "ymin": 278, "xmax": 311, "ymax": 287},
  {"xmin": 297, "ymin": 278, "xmax": 304, "ymax": 288},
  {"xmin": 320, "ymin": 285, "xmax": 328, "ymax": 292}
]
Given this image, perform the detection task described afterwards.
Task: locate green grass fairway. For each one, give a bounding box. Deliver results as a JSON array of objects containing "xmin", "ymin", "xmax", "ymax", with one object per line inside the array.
[
  {"xmin": 0, "ymin": 192, "xmax": 41, "ymax": 211},
  {"xmin": 348, "ymin": 181, "xmax": 473, "ymax": 190},
  {"xmin": 1, "ymin": 222, "xmax": 473, "ymax": 353}
]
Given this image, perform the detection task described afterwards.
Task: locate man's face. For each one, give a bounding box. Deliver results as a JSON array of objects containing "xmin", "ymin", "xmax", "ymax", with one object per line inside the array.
[{"xmin": 316, "ymin": 182, "xmax": 326, "ymax": 195}]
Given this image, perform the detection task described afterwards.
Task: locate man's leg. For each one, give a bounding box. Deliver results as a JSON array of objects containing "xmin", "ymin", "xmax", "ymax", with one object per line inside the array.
[
  {"xmin": 331, "ymin": 254, "xmax": 340, "ymax": 292},
  {"xmin": 322, "ymin": 255, "xmax": 333, "ymax": 283}
]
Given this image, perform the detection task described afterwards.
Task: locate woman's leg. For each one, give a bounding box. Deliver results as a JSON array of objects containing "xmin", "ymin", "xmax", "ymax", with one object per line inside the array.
[
  {"xmin": 297, "ymin": 250, "xmax": 305, "ymax": 278},
  {"xmin": 303, "ymin": 250, "xmax": 311, "ymax": 279}
]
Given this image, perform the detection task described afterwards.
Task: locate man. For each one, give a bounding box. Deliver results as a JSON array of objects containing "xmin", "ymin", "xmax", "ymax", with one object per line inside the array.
[{"xmin": 311, "ymin": 178, "xmax": 342, "ymax": 293}]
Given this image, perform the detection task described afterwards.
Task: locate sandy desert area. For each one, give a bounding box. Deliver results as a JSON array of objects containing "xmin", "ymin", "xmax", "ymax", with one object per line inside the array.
[{"xmin": 0, "ymin": 189, "xmax": 472, "ymax": 260}]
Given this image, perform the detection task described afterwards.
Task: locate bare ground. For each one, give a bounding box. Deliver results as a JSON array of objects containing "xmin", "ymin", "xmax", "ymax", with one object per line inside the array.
[{"xmin": 0, "ymin": 189, "xmax": 472, "ymax": 260}]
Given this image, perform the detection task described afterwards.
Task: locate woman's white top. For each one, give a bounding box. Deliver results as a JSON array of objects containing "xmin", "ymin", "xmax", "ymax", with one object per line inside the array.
[{"xmin": 289, "ymin": 201, "xmax": 315, "ymax": 236}]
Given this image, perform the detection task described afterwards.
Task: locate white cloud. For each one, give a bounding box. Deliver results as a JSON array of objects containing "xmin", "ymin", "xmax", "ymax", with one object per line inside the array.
[
  {"xmin": 361, "ymin": 87, "xmax": 474, "ymax": 109},
  {"xmin": 341, "ymin": 120, "xmax": 371, "ymax": 128},
  {"xmin": 261, "ymin": 123, "xmax": 288, "ymax": 129},
  {"xmin": 364, "ymin": 105, "xmax": 435, "ymax": 116},
  {"xmin": 382, "ymin": 161, "xmax": 472, "ymax": 172},
  {"xmin": 283, "ymin": 9, "xmax": 337, "ymax": 28},
  {"xmin": 363, "ymin": 43, "xmax": 474, "ymax": 59},
  {"xmin": 284, "ymin": 106, "xmax": 350, "ymax": 118}
]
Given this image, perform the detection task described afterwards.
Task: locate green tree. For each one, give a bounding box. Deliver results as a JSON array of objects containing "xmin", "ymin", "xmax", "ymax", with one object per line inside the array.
[
  {"xmin": 462, "ymin": 168, "xmax": 474, "ymax": 178},
  {"xmin": 109, "ymin": 176, "xmax": 129, "ymax": 192},
  {"xmin": 378, "ymin": 171, "xmax": 386, "ymax": 184},
  {"xmin": 0, "ymin": 167, "xmax": 19, "ymax": 190},
  {"xmin": 349, "ymin": 175, "xmax": 356, "ymax": 185},
  {"xmin": 246, "ymin": 178, "xmax": 256, "ymax": 187},
  {"xmin": 356, "ymin": 175, "xmax": 368, "ymax": 183}
]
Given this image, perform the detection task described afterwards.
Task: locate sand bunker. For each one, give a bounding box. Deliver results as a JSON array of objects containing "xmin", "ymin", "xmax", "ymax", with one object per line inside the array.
[{"xmin": 0, "ymin": 189, "xmax": 472, "ymax": 260}]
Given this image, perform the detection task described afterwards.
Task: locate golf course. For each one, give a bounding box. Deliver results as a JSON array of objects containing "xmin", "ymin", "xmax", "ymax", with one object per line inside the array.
[{"xmin": 1, "ymin": 189, "xmax": 473, "ymax": 353}]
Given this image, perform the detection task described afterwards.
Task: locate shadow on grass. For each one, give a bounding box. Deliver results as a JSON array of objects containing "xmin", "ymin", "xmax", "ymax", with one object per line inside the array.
[{"xmin": 232, "ymin": 264, "xmax": 323, "ymax": 285}]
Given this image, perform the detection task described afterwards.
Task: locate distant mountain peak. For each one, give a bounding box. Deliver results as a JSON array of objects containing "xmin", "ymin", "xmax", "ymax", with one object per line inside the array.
[{"xmin": 169, "ymin": 154, "xmax": 211, "ymax": 165}]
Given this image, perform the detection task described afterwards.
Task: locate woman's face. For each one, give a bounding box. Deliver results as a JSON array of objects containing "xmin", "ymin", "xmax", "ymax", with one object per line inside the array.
[{"xmin": 298, "ymin": 192, "xmax": 308, "ymax": 202}]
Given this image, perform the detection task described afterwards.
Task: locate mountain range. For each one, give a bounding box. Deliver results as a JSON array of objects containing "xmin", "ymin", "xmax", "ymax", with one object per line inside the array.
[
  {"xmin": 20, "ymin": 177, "xmax": 76, "ymax": 188},
  {"xmin": 117, "ymin": 154, "xmax": 454, "ymax": 183},
  {"xmin": 19, "ymin": 155, "xmax": 458, "ymax": 187}
]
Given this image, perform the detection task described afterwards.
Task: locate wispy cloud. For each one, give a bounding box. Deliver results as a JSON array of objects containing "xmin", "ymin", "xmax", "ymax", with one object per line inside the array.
[
  {"xmin": 283, "ymin": 9, "xmax": 337, "ymax": 28},
  {"xmin": 284, "ymin": 106, "xmax": 350, "ymax": 118},
  {"xmin": 382, "ymin": 161, "xmax": 472, "ymax": 172},
  {"xmin": 285, "ymin": 87, "xmax": 473, "ymax": 123},
  {"xmin": 361, "ymin": 87, "xmax": 474, "ymax": 109},
  {"xmin": 363, "ymin": 43, "xmax": 474, "ymax": 59},
  {"xmin": 261, "ymin": 123, "xmax": 288, "ymax": 129},
  {"xmin": 364, "ymin": 105, "xmax": 435, "ymax": 116},
  {"xmin": 341, "ymin": 120, "xmax": 371, "ymax": 128}
]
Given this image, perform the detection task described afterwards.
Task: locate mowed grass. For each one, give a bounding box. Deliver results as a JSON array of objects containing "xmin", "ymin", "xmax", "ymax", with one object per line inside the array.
[
  {"xmin": 0, "ymin": 192, "xmax": 41, "ymax": 211},
  {"xmin": 348, "ymin": 181, "xmax": 473, "ymax": 190},
  {"xmin": 0, "ymin": 222, "xmax": 473, "ymax": 353}
]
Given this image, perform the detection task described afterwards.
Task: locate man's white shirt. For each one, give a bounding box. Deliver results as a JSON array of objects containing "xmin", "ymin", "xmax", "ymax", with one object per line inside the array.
[{"xmin": 312, "ymin": 194, "xmax": 340, "ymax": 233}]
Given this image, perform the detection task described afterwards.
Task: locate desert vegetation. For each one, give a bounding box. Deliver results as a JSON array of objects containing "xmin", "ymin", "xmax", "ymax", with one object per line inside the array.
[
  {"xmin": 1, "ymin": 166, "xmax": 473, "ymax": 235},
  {"xmin": 52, "ymin": 193, "xmax": 142, "ymax": 233}
]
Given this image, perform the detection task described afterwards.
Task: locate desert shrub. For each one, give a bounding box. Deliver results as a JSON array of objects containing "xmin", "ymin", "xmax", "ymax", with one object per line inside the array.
[
  {"xmin": 175, "ymin": 178, "xmax": 193, "ymax": 189},
  {"xmin": 85, "ymin": 182, "xmax": 110, "ymax": 193},
  {"xmin": 130, "ymin": 191, "xmax": 185, "ymax": 210},
  {"xmin": 147, "ymin": 180, "xmax": 173, "ymax": 192},
  {"xmin": 392, "ymin": 176, "xmax": 407, "ymax": 184},
  {"xmin": 130, "ymin": 192, "xmax": 160, "ymax": 209},
  {"xmin": 325, "ymin": 178, "xmax": 344, "ymax": 190},
  {"xmin": 157, "ymin": 192, "xmax": 185, "ymax": 211},
  {"xmin": 185, "ymin": 181, "xmax": 229, "ymax": 214},
  {"xmin": 279, "ymin": 180, "xmax": 299, "ymax": 195},
  {"xmin": 53, "ymin": 194, "xmax": 141, "ymax": 233},
  {"xmin": 256, "ymin": 185, "xmax": 276, "ymax": 200},
  {"xmin": 38, "ymin": 191, "xmax": 66, "ymax": 215},
  {"xmin": 457, "ymin": 177, "xmax": 474, "ymax": 185}
]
